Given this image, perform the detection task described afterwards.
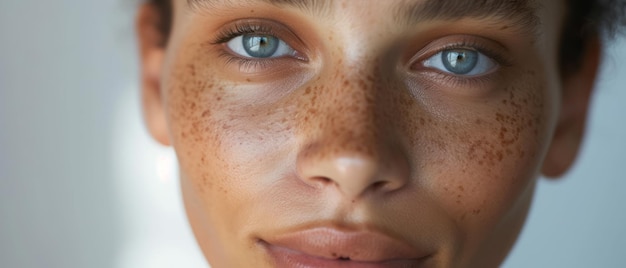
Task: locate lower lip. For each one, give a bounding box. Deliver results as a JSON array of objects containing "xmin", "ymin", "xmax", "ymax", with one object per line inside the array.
[{"xmin": 261, "ymin": 241, "xmax": 427, "ymax": 268}]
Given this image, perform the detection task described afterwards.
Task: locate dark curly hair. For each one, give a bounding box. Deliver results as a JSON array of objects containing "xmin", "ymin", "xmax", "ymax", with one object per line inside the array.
[{"xmin": 145, "ymin": 0, "xmax": 626, "ymax": 74}]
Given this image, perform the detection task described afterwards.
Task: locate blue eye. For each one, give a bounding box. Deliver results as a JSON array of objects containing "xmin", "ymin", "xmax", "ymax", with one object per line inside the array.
[
  {"xmin": 227, "ymin": 34, "xmax": 296, "ymax": 59},
  {"xmin": 423, "ymin": 48, "xmax": 497, "ymax": 76}
]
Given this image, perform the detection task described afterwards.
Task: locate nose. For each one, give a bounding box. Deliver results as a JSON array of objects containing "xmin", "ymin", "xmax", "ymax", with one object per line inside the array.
[
  {"xmin": 297, "ymin": 141, "xmax": 410, "ymax": 198},
  {"xmin": 295, "ymin": 74, "xmax": 411, "ymax": 199}
]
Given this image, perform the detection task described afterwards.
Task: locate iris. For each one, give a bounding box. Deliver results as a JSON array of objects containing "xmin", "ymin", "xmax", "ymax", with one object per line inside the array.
[
  {"xmin": 242, "ymin": 35, "xmax": 280, "ymax": 58},
  {"xmin": 442, "ymin": 49, "xmax": 479, "ymax": 75}
]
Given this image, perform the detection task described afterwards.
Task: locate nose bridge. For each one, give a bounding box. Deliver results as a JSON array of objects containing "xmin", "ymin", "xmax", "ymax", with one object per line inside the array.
[
  {"xmin": 318, "ymin": 63, "xmax": 387, "ymax": 156},
  {"xmin": 296, "ymin": 61, "xmax": 409, "ymax": 199}
]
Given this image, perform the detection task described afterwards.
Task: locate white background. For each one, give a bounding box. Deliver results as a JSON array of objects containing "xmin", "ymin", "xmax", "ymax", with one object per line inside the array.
[{"xmin": 1, "ymin": 1, "xmax": 624, "ymax": 267}]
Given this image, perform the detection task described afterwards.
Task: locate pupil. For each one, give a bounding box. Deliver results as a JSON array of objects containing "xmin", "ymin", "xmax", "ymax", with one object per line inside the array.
[
  {"xmin": 442, "ymin": 49, "xmax": 478, "ymax": 75},
  {"xmin": 242, "ymin": 35, "xmax": 279, "ymax": 58}
]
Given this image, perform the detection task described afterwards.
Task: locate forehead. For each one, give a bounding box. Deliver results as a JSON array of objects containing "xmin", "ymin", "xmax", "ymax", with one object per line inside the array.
[
  {"xmin": 179, "ymin": 0, "xmax": 563, "ymax": 33},
  {"xmin": 187, "ymin": 0, "xmax": 536, "ymax": 19}
]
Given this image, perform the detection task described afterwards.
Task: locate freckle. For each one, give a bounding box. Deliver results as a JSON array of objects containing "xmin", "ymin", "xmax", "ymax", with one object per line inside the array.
[
  {"xmin": 250, "ymin": 9, "xmax": 254, "ymax": 13},
  {"xmin": 458, "ymin": 186, "xmax": 464, "ymax": 192},
  {"xmin": 500, "ymin": 25, "xmax": 509, "ymax": 30},
  {"xmin": 187, "ymin": 64, "xmax": 196, "ymax": 77},
  {"xmin": 495, "ymin": 113, "xmax": 504, "ymax": 122},
  {"xmin": 201, "ymin": 110, "xmax": 211, "ymax": 118},
  {"xmin": 472, "ymin": 209, "xmax": 481, "ymax": 215},
  {"xmin": 502, "ymin": 99, "xmax": 508, "ymax": 105},
  {"xmin": 420, "ymin": 118, "xmax": 425, "ymax": 126},
  {"xmin": 246, "ymin": 78, "xmax": 252, "ymax": 82},
  {"xmin": 201, "ymin": 174, "xmax": 212, "ymax": 187},
  {"xmin": 475, "ymin": 119, "xmax": 482, "ymax": 125},
  {"xmin": 479, "ymin": 161, "xmax": 484, "ymax": 166}
]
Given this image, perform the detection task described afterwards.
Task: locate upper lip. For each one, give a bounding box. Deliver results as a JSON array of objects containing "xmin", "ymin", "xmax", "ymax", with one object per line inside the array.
[{"xmin": 260, "ymin": 224, "xmax": 429, "ymax": 262}]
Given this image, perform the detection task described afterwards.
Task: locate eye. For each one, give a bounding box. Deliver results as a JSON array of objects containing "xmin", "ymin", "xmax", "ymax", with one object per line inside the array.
[
  {"xmin": 226, "ymin": 34, "xmax": 296, "ymax": 59},
  {"xmin": 423, "ymin": 49, "xmax": 497, "ymax": 76}
]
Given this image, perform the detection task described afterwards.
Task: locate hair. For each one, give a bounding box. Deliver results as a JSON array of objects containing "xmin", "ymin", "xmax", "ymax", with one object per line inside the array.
[
  {"xmin": 149, "ymin": 0, "xmax": 172, "ymax": 41},
  {"xmin": 145, "ymin": 0, "xmax": 626, "ymax": 74}
]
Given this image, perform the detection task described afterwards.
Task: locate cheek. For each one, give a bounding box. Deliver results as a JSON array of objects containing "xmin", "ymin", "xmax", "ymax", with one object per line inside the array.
[
  {"xmin": 419, "ymin": 70, "xmax": 554, "ymax": 246},
  {"xmin": 168, "ymin": 63, "xmax": 289, "ymax": 189},
  {"xmin": 165, "ymin": 55, "xmax": 305, "ymax": 221},
  {"xmin": 164, "ymin": 57, "xmax": 304, "ymax": 265}
]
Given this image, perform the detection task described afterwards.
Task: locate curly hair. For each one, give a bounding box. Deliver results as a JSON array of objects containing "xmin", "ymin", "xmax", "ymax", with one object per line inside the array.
[
  {"xmin": 561, "ymin": 0, "xmax": 626, "ymax": 73},
  {"xmin": 145, "ymin": 0, "xmax": 626, "ymax": 74}
]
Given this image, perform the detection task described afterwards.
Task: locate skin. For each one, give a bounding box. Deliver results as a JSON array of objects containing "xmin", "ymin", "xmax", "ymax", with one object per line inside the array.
[{"xmin": 137, "ymin": 0, "xmax": 601, "ymax": 267}]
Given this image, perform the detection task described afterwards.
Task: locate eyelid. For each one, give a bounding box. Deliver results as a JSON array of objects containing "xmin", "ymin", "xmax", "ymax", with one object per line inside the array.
[
  {"xmin": 209, "ymin": 19, "xmax": 311, "ymax": 74},
  {"xmin": 409, "ymin": 35, "xmax": 513, "ymax": 71},
  {"xmin": 211, "ymin": 19, "xmax": 308, "ymax": 59},
  {"xmin": 422, "ymin": 49, "xmax": 498, "ymax": 77}
]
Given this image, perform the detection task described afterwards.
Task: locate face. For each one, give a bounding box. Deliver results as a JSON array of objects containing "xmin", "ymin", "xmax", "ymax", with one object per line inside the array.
[{"xmin": 138, "ymin": 0, "xmax": 600, "ymax": 267}]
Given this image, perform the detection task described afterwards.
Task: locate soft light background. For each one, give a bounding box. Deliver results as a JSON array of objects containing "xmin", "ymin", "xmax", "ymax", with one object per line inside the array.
[{"xmin": 0, "ymin": 1, "xmax": 624, "ymax": 267}]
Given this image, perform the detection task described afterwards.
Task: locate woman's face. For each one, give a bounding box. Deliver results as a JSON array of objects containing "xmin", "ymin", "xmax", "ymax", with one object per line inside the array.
[{"xmin": 139, "ymin": 0, "xmax": 590, "ymax": 267}]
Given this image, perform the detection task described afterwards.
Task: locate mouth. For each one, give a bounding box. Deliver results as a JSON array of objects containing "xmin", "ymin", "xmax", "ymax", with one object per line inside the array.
[{"xmin": 259, "ymin": 227, "xmax": 432, "ymax": 268}]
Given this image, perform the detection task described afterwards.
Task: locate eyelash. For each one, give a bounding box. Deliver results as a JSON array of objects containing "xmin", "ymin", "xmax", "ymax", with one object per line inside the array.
[
  {"xmin": 213, "ymin": 22, "xmax": 276, "ymax": 44},
  {"xmin": 429, "ymin": 39, "xmax": 512, "ymax": 68},
  {"xmin": 212, "ymin": 22, "xmax": 290, "ymax": 71},
  {"xmin": 414, "ymin": 38, "xmax": 513, "ymax": 87}
]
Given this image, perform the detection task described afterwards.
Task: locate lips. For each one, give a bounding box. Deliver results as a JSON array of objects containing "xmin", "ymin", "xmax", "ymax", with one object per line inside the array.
[{"xmin": 260, "ymin": 227, "xmax": 430, "ymax": 267}]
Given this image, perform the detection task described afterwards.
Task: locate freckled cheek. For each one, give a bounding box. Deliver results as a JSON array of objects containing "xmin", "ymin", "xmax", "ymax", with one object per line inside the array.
[
  {"xmin": 427, "ymin": 82, "xmax": 550, "ymax": 225},
  {"xmin": 166, "ymin": 77, "xmax": 298, "ymax": 195}
]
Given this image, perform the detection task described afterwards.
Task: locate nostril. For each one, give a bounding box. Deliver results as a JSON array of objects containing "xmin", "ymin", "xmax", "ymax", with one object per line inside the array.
[
  {"xmin": 371, "ymin": 181, "xmax": 387, "ymax": 190},
  {"xmin": 310, "ymin": 176, "xmax": 333, "ymax": 186}
]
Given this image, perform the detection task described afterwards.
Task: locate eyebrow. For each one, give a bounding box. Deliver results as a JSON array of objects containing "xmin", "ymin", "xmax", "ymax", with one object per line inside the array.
[
  {"xmin": 188, "ymin": 0, "xmax": 539, "ymax": 33},
  {"xmin": 187, "ymin": 0, "xmax": 331, "ymax": 16},
  {"xmin": 397, "ymin": 0, "xmax": 539, "ymax": 33}
]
